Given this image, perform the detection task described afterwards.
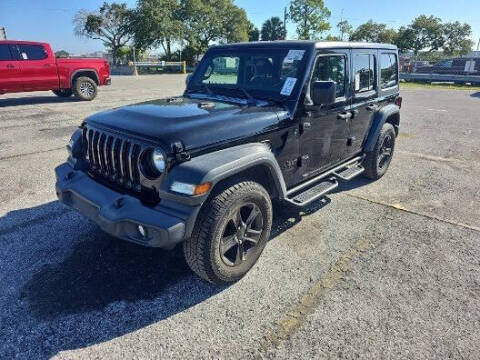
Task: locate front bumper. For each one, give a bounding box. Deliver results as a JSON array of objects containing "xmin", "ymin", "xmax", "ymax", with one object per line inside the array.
[{"xmin": 55, "ymin": 163, "xmax": 189, "ymax": 248}]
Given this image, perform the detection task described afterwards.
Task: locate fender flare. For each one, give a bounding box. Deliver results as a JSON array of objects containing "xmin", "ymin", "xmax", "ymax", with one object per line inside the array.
[
  {"xmin": 363, "ymin": 104, "xmax": 400, "ymax": 152},
  {"xmin": 70, "ymin": 69, "xmax": 100, "ymax": 86},
  {"xmin": 159, "ymin": 143, "xmax": 287, "ymax": 206}
]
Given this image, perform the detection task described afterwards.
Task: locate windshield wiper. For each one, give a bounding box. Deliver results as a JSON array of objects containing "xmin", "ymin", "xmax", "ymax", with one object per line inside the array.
[{"xmin": 239, "ymin": 88, "xmax": 257, "ymax": 106}]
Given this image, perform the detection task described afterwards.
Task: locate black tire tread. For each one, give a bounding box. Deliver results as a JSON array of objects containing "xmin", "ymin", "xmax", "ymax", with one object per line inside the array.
[
  {"xmin": 183, "ymin": 181, "xmax": 271, "ymax": 284},
  {"xmin": 363, "ymin": 122, "xmax": 396, "ymax": 180}
]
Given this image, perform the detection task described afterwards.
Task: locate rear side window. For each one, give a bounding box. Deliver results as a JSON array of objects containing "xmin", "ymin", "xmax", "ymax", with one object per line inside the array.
[
  {"xmin": 0, "ymin": 45, "xmax": 12, "ymax": 61},
  {"xmin": 311, "ymin": 55, "xmax": 346, "ymax": 98},
  {"xmin": 380, "ymin": 53, "xmax": 398, "ymax": 89},
  {"xmin": 353, "ymin": 54, "xmax": 375, "ymax": 93},
  {"xmin": 18, "ymin": 44, "xmax": 47, "ymax": 60}
]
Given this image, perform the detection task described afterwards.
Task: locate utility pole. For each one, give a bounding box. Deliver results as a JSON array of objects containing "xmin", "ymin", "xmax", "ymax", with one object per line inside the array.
[
  {"xmin": 133, "ymin": 47, "xmax": 138, "ymax": 76},
  {"xmin": 477, "ymin": 37, "xmax": 480, "ymax": 51},
  {"xmin": 0, "ymin": 27, "xmax": 6, "ymax": 40},
  {"xmin": 283, "ymin": 7, "xmax": 288, "ymax": 40}
]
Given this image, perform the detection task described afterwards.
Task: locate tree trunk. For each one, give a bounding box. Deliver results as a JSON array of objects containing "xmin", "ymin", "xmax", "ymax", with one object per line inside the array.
[{"xmin": 166, "ymin": 38, "xmax": 172, "ymax": 61}]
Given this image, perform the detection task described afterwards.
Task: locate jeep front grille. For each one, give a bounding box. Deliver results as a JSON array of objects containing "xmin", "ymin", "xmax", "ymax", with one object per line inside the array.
[{"xmin": 83, "ymin": 126, "xmax": 144, "ymax": 192}]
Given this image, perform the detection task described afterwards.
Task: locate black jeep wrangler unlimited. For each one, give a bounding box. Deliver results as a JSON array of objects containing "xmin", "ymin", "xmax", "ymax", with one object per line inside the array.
[{"xmin": 56, "ymin": 41, "xmax": 401, "ymax": 284}]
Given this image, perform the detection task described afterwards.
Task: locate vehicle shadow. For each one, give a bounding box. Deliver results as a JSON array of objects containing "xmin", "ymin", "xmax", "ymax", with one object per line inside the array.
[
  {"xmin": 0, "ymin": 95, "xmax": 79, "ymax": 107},
  {"xmin": 1, "ymin": 197, "xmax": 329, "ymax": 358},
  {"xmin": 471, "ymin": 91, "xmax": 480, "ymax": 98}
]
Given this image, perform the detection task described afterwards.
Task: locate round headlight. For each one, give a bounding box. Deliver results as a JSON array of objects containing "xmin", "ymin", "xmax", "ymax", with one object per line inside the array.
[{"xmin": 152, "ymin": 149, "xmax": 166, "ymax": 173}]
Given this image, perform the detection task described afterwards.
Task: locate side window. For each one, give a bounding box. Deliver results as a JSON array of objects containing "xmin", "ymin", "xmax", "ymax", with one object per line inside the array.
[
  {"xmin": 18, "ymin": 45, "xmax": 48, "ymax": 60},
  {"xmin": 380, "ymin": 53, "xmax": 398, "ymax": 89},
  {"xmin": 353, "ymin": 54, "xmax": 375, "ymax": 93},
  {"xmin": 311, "ymin": 55, "xmax": 346, "ymax": 98},
  {"xmin": 202, "ymin": 56, "xmax": 239, "ymax": 85},
  {"xmin": 0, "ymin": 45, "xmax": 12, "ymax": 61}
]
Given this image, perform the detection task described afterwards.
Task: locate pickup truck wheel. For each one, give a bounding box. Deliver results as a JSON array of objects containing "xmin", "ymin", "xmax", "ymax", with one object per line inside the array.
[
  {"xmin": 184, "ymin": 181, "xmax": 272, "ymax": 284},
  {"xmin": 363, "ymin": 122, "xmax": 396, "ymax": 180},
  {"xmin": 52, "ymin": 89, "xmax": 73, "ymax": 97},
  {"xmin": 73, "ymin": 77, "xmax": 97, "ymax": 101}
]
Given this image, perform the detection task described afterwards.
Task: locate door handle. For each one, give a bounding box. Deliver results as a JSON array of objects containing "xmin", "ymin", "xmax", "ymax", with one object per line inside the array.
[
  {"xmin": 337, "ymin": 112, "xmax": 352, "ymax": 120},
  {"xmin": 6, "ymin": 64, "xmax": 15, "ymax": 69},
  {"xmin": 366, "ymin": 104, "xmax": 378, "ymax": 111},
  {"xmin": 44, "ymin": 64, "xmax": 51, "ymax": 67}
]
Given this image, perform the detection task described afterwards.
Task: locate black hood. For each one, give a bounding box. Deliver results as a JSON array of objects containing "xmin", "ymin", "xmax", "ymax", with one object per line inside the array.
[{"xmin": 85, "ymin": 97, "xmax": 285, "ymax": 153}]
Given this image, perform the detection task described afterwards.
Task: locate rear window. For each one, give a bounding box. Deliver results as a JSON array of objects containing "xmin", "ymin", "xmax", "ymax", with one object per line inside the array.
[
  {"xmin": 0, "ymin": 44, "xmax": 12, "ymax": 61},
  {"xmin": 380, "ymin": 53, "xmax": 398, "ymax": 89},
  {"xmin": 353, "ymin": 54, "xmax": 375, "ymax": 93},
  {"xmin": 18, "ymin": 44, "xmax": 47, "ymax": 60}
]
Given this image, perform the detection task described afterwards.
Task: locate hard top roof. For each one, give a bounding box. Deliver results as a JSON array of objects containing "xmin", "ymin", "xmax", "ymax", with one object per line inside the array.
[{"xmin": 211, "ymin": 40, "xmax": 397, "ymax": 51}]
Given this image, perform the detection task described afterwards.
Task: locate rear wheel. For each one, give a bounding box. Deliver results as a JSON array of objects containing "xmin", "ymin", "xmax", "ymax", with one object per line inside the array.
[
  {"xmin": 52, "ymin": 89, "xmax": 73, "ymax": 98},
  {"xmin": 363, "ymin": 122, "xmax": 396, "ymax": 180},
  {"xmin": 184, "ymin": 181, "xmax": 272, "ymax": 284},
  {"xmin": 73, "ymin": 76, "xmax": 97, "ymax": 101}
]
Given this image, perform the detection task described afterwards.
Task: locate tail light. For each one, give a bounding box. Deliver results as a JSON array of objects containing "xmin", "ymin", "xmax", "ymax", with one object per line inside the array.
[{"xmin": 395, "ymin": 96, "xmax": 403, "ymax": 109}]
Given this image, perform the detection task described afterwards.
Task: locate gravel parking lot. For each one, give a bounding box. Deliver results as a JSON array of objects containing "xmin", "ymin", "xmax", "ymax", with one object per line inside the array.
[{"xmin": 0, "ymin": 75, "xmax": 479, "ymax": 359}]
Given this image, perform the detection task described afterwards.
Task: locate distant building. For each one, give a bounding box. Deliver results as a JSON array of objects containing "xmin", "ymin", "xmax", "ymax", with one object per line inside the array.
[
  {"xmin": 467, "ymin": 51, "xmax": 480, "ymax": 58},
  {"xmin": 0, "ymin": 27, "xmax": 6, "ymax": 40}
]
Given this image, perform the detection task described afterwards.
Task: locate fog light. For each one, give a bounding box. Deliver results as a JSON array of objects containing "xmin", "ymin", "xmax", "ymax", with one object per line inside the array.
[{"xmin": 137, "ymin": 225, "xmax": 147, "ymax": 238}]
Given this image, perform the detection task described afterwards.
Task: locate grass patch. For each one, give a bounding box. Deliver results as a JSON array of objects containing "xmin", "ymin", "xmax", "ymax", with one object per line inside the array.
[{"xmin": 400, "ymin": 81, "xmax": 480, "ymax": 91}]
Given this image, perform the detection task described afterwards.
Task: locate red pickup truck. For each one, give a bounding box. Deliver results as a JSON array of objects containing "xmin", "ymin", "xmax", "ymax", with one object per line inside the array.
[{"xmin": 0, "ymin": 40, "xmax": 111, "ymax": 101}]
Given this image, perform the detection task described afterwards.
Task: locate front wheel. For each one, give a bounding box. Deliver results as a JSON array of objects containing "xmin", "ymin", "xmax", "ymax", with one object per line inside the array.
[
  {"xmin": 184, "ymin": 181, "xmax": 273, "ymax": 284},
  {"xmin": 73, "ymin": 76, "xmax": 97, "ymax": 101},
  {"xmin": 363, "ymin": 122, "xmax": 396, "ymax": 180}
]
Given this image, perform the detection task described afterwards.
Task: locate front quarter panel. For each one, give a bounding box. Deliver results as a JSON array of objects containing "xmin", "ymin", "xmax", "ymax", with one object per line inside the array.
[{"xmin": 159, "ymin": 143, "xmax": 287, "ymax": 206}]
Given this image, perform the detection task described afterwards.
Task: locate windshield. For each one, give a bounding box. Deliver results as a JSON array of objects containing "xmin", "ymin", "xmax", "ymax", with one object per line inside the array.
[{"xmin": 188, "ymin": 47, "xmax": 310, "ymax": 102}]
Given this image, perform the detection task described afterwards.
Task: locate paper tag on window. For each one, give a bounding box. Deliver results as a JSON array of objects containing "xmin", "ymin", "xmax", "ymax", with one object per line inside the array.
[
  {"xmin": 283, "ymin": 50, "xmax": 305, "ymax": 64},
  {"xmin": 21, "ymin": 52, "xmax": 28, "ymax": 60},
  {"xmin": 280, "ymin": 77, "xmax": 297, "ymax": 96},
  {"xmin": 355, "ymin": 73, "xmax": 361, "ymax": 91}
]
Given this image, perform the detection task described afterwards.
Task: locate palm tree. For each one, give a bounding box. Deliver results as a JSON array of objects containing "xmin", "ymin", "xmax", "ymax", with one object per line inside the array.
[{"xmin": 261, "ymin": 17, "xmax": 286, "ymax": 41}]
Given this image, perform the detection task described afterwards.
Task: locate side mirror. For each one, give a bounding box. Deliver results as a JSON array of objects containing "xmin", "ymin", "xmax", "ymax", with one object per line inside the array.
[
  {"xmin": 185, "ymin": 73, "xmax": 193, "ymax": 86},
  {"xmin": 311, "ymin": 81, "xmax": 336, "ymax": 106}
]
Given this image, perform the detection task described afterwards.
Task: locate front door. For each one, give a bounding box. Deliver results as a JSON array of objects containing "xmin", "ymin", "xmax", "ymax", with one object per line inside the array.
[
  {"xmin": 348, "ymin": 49, "xmax": 379, "ymax": 156},
  {"xmin": 300, "ymin": 50, "xmax": 352, "ymax": 178}
]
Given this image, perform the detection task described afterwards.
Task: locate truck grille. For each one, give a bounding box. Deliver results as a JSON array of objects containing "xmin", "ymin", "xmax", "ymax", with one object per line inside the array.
[{"xmin": 83, "ymin": 126, "xmax": 144, "ymax": 192}]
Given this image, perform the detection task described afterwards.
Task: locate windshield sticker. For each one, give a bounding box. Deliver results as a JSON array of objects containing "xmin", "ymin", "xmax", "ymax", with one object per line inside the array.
[
  {"xmin": 283, "ymin": 50, "xmax": 305, "ymax": 64},
  {"xmin": 280, "ymin": 77, "xmax": 298, "ymax": 96}
]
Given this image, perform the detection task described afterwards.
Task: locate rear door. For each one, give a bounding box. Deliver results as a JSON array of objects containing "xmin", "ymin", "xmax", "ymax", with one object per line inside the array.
[
  {"xmin": 0, "ymin": 44, "xmax": 22, "ymax": 92},
  {"xmin": 300, "ymin": 49, "xmax": 352, "ymax": 176},
  {"xmin": 17, "ymin": 44, "xmax": 58, "ymax": 91},
  {"xmin": 348, "ymin": 49, "xmax": 378, "ymax": 157}
]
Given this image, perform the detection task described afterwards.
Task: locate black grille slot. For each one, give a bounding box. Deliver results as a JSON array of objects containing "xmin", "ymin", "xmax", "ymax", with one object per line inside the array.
[{"xmin": 84, "ymin": 126, "xmax": 145, "ymax": 192}]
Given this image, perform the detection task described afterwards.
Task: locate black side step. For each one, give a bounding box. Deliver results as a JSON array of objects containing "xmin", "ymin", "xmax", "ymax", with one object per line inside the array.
[
  {"xmin": 283, "ymin": 155, "xmax": 366, "ymax": 208},
  {"xmin": 333, "ymin": 164, "xmax": 365, "ymax": 181},
  {"xmin": 286, "ymin": 178, "xmax": 338, "ymax": 207}
]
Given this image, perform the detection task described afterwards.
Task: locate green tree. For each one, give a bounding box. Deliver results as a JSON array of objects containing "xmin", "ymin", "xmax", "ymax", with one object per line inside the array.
[
  {"xmin": 289, "ymin": 0, "xmax": 331, "ymax": 40},
  {"xmin": 261, "ymin": 17, "xmax": 286, "ymax": 41},
  {"xmin": 73, "ymin": 2, "xmax": 133, "ymax": 65},
  {"xmin": 180, "ymin": 0, "xmax": 249, "ymax": 60},
  {"xmin": 395, "ymin": 26, "xmax": 416, "ymax": 53},
  {"xmin": 409, "ymin": 15, "xmax": 444, "ymax": 54},
  {"xmin": 324, "ymin": 34, "xmax": 340, "ymax": 41},
  {"xmin": 442, "ymin": 21, "xmax": 473, "ymax": 56},
  {"xmin": 247, "ymin": 21, "xmax": 260, "ymax": 41},
  {"xmin": 349, "ymin": 20, "xmax": 397, "ymax": 43},
  {"xmin": 131, "ymin": 0, "xmax": 183, "ymax": 60},
  {"xmin": 55, "ymin": 50, "xmax": 69, "ymax": 58},
  {"xmin": 337, "ymin": 20, "xmax": 352, "ymax": 41}
]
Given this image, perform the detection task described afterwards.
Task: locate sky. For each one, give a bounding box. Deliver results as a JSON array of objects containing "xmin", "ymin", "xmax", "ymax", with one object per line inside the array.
[{"xmin": 1, "ymin": 0, "xmax": 479, "ymax": 55}]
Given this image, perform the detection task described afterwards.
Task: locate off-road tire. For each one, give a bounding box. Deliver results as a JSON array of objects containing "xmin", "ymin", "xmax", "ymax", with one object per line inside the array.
[
  {"xmin": 52, "ymin": 89, "xmax": 73, "ymax": 97},
  {"xmin": 363, "ymin": 122, "xmax": 396, "ymax": 180},
  {"xmin": 73, "ymin": 76, "xmax": 97, "ymax": 101},
  {"xmin": 184, "ymin": 181, "xmax": 273, "ymax": 284}
]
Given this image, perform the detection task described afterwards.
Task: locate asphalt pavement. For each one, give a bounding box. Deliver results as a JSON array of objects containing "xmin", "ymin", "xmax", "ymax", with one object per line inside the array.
[{"xmin": 0, "ymin": 76, "xmax": 479, "ymax": 359}]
